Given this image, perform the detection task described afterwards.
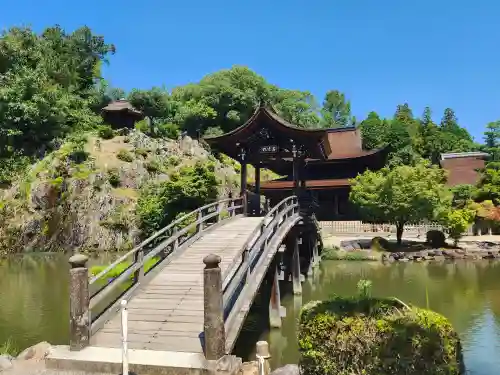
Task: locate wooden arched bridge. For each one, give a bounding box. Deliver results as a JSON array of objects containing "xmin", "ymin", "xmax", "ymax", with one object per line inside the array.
[{"xmin": 47, "ymin": 194, "xmax": 323, "ymax": 374}]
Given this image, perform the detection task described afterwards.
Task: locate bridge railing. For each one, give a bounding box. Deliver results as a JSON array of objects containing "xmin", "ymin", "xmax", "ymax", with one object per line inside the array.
[
  {"xmin": 67, "ymin": 196, "xmax": 244, "ymax": 350},
  {"xmin": 202, "ymin": 195, "xmax": 300, "ymax": 358}
]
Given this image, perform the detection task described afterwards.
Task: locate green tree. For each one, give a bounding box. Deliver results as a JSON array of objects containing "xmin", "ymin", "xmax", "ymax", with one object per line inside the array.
[
  {"xmin": 349, "ymin": 160, "xmax": 452, "ymax": 244},
  {"xmin": 320, "ymin": 90, "xmax": 352, "ymax": 128},
  {"xmin": 0, "ymin": 25, "xmax": 112, "ymax": 159},
  {"xmin": 268, "ymin": 87, "xmax": 320, "ymax": 128},
  {"xmin": 484, "ymin": 121, "xmax": 500, "ymax": 160},
  {"xmin": 439, "ymin": 208, "xmax": 475, "ymax": 246},
  {"xmin": 128, "ymin": 87, "xmax": 173, "ymax": 134},
  {"xmin": 476, "ymin": 122, "xmax": 500, "ymax": 204},
  {"xmin": 418, "ymin": 107, "xmax": 441, "ymax": 163},
  {"xmin": 172, "ymin": 66, "xmax": 269, "ymax": 135},
  {"xmin": 437, "ymin": 108, "xmax": 475, "ymax": 154},
  {"xmin": 476, "ymin": 162, "xmax": 500, "ymax": 204},
  {"xmin": 451, "ymin": 184, "xmax": 476, "ymax": 209},
  {"xmin": 136, "ymin": 161, "xmax": 218, "ymax": 235},
  {"xmin": 358, "ymin": 111, "xmax": 389, "ymax": 150}
]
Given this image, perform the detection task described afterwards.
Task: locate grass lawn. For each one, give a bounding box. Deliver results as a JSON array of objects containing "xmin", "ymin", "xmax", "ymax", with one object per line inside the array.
[{"xmin": 90, "ymin": 256, "xmax": 160, "ymax": 280}]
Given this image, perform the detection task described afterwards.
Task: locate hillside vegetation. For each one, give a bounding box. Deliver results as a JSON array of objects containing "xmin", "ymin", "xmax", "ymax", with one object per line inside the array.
[{"xmin": 1, "ymin": 24, "xmax": 500, "ymax": 253}]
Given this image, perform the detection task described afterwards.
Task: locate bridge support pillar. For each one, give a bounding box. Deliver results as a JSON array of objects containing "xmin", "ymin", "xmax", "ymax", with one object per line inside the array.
[
  {"xmin": 306, "ymin": 236, "xmax": 315, "ymax": 277},
  {"xmin": 203, "ymin": 254, "xmax": 226, "ymax": 360},
  {"xmin": 313, "ymin": 237, "xmax": 320, "ymax": 267},
  {"xmin": 68, "ymin": 254, "xmax": 90, "ymax": 351},
  {"xmin": 292, "ymin": 236, "xmax": 302, "ymax": 295},
  {"xmin": 269, "ymin": 263, "xmax": 282, "ymax": 328}
]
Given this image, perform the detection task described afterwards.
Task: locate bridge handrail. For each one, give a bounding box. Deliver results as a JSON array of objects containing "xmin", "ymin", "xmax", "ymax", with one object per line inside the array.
[
  {"xmin": 221, "ymin": 195, "xmax": 299, "ymax": 330},
  {"xmin": 88, "ymin": 196, "xmax": 244, "ymax": 332},
  {"xmin": 90, "ymin": 197, "xmax": 242, "ymax": 285},
  {"xmin": 221, "ymin": 195, "xmax": 297, "ymax": 287}
]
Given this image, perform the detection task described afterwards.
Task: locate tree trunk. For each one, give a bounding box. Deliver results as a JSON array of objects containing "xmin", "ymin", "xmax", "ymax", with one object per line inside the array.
[{"xmin": 396, "ymin": 222, "xmax": 404, "ymax": 245}]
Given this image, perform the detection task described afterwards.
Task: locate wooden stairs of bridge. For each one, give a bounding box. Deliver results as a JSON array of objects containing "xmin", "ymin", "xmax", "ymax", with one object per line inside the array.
[{"xmin": 91, "ymin": 216, "xmax": 263, "ymax": 353}]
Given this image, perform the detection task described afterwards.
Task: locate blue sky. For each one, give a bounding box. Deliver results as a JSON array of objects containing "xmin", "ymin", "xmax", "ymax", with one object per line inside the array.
[{"xmin": 2, "ymin": 0, "xmax": 499, "ymax": 142}]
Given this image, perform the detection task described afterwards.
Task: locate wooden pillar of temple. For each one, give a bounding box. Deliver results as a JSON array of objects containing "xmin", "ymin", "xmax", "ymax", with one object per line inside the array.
[
  {"xmin": 239, "ymin": 146, "xmax": 248, "ymax": 215},
  {"xmin": 255, "ymin": 163, "xmax": 261, "ymax": 216},
  {"xmin": 292, "ymin": 143, "xmax": 299, "ymax": 196},
  {"xmin": 300, "ymin": 159, "xmax": 306, "ymax": 190}
]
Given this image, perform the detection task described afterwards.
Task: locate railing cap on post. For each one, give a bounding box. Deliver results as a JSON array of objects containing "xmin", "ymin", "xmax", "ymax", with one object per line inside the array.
[
  {"xmin": 204, "ymin": 254, "xmax": 221, "ymax": 269},
  {"xmin": 69, "ymin": 254, "xmax": 89, "ymax": 269},
  {"xmin": 256, "ymin": 341, "xmax": 270, "ymax": 359}
]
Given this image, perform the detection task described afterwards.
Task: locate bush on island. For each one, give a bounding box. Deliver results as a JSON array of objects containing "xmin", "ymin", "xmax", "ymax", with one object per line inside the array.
[
  {"xmin": 426, "ymin": 230, "xmax": 446, "ymax": 248},
  {"xmin": 298, "ymin": 284, "xmax": 464, "ymax": 375},
  {"xmin": 370, "ymin": 236, "xmax": 390, "ymax": 252}
]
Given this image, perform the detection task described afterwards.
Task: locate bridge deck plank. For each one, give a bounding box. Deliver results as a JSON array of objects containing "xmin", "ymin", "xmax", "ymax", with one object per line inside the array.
[{"xmin": 91, "ymin": 216, "xmax": 263, "ymax": 353}]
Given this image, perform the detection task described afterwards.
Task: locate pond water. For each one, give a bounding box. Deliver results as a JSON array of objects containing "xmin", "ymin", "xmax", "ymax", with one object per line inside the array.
[
  {"xmin": 1, "ymin": 256, "xmax": 500, "ymax": 375},
  {"xmin": 0, "ymin": 253, "xmax": 118, "ymax": 354},
  {"xmin": 234, "ymin": 261, "xmax": 500, "ymax": 375}
]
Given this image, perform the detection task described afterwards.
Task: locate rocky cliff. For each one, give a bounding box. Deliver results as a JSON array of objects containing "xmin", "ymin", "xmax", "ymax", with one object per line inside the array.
[{"xmin": 0, "ymin": 131, "xmax": 240, "ymax": 255}]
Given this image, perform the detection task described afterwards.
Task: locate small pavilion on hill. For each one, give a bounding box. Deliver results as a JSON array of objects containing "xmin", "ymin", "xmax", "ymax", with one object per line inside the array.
[
  {"xmin": 204, "ymin": 105, "xmax": 389, "ymax": 220},
  {"xmin": 101, "ymin": 99, "xmax": 144, "ymax": 129}
]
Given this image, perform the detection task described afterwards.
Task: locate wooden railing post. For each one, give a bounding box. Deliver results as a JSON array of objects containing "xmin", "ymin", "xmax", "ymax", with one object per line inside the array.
[
  {"xmin": 216, "ymin": 201, "xmax": 222, "ymax": 223},
  {"xmin": 69, "ymin": 254, "xmax": 90, "ymax": 351},
  {"xmin": 198, "ymin": 209, "xmax": 204, "ymax": 233},
  {"xmin": 133, "ymin": 249, "xmax": 144, "ymax": 283},
  {"xmin": 203, "ymin": 254, "xmax": 226, "ymax": 360},
  {"xmin": 256, "ymin": 341, "xmax": 271, "ymax": 375},
  {"xmin": 229, "ymin": 199, "xmax": 235, "ymax": 217},
  {"xmin": 242, "ymin": 191, "xmax": 248, "ymax": 216}
]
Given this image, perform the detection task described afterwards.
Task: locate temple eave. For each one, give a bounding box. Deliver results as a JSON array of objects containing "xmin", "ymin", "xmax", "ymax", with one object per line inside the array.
[{"xmin": 256, "ymin": 178, "xmax": 351, "ymax": 190}]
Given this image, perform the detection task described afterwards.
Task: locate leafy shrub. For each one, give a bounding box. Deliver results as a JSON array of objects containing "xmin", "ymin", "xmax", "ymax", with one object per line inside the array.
[
  {"xmin": 136, "ymin": 161, "xmax": 218, "ymax": 236},
  {"xmin": 203, "ymin": 126, "xmax": 224, "ymax": 138},
  {"xmin": 107, "ymin": 168, "xmax": 120, "ymax": 187},
  {"xmin": 135, "ymin": 119, "xmax": 150, "ymax": 133},
  {"xmin": 173, "ymin": 211, "xmax": 197, "ymax": 236},
  {"xmin": 440, "ymin": 209, "xmax": 475, "ymax": 246},
  {"xmin": 97, "ymin": 125, "xmax": 114, "ymax": 139},
  {"xmin": 0, "ymin": 154, "xmax": 31, "ymax": 185},
  {"xmin": 156, "ymin": 123, "xmax": 180, "ymax": 139},
  {"xmin": 370, "ymin": 236, "xmax": 390, "ymax": 252},
  {"xmin": 134, "ymin": 148, "xmax": 149, "ymax": 158},
  {"xmin": 144, "ymin": 159, "xmax": 161, "ymax": 173},
  {"xmin": 321, "ymin": 247, "xmax": 376, "ymax": 261},
  {"xmin": 167, "ymin": 155, "xmax": 181, "ymax": 167},
  {"xmin": 117, "ymin": 149, "xmax": 133, "ymax": 162},
  {"xmin": 299, "ymin": 295, "xmax": 465, "ymax": 375},
  {"xmin": 99, "ymin": 205, "xmax": 129, "ymax": 231},
  {"xmin": 426, "ymin": 230, "xmax": 446, "ymax": 248}
]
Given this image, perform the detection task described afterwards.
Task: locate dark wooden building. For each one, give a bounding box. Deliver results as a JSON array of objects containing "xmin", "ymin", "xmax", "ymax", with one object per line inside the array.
[
  {"xmin": 101, "ymin": 99, "xmax": 144, "ymax": 129},
  {"xmin": 205, "ymin": 105, "xmax": 389, "ymax": 221},
  {"xmin": 440, "ymin": 152, "xmax": 489, "ymax": 186}
]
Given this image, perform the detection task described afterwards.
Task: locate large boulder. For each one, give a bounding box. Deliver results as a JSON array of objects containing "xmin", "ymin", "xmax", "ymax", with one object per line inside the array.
[
  {"xmin": 298, "ymin": 297, "xmax": 464, "ymax": 375},
  {"xmin": 0, "ymin": 354, "xmax": 13, "ymax": 371},
  {"xmin": 16, "ymin": 341, "xmax": 51, "ymax": 361}
]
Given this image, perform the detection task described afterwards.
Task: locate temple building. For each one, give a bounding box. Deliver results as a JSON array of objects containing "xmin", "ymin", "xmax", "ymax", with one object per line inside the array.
[
  {"xmin": 101, "ymin": 99, "xmax": 144, "ymax": 129},
  {"xmin": 206, "ymin": 105, "xmax": 488, "ymax": 222},
  {"xmin": 440, "ymin": 152, "xmax": 489, "ymax": 186},
  {"xmin": 205, "ymin": 105, "xmax": 389, "ymax": 221}
]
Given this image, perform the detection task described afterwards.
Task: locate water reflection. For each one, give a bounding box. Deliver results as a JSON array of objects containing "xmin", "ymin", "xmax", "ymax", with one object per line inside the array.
[
  {"xmin": 2, "ymin": 256, "xmax": 500, "ymax": 374},
  {"xmin": 235, "ymin": 261, "xmax": 500, "ymax": 375},
  {"xmin": 0, "ymin": 253, "xmax": 119, "ymax": 353}
]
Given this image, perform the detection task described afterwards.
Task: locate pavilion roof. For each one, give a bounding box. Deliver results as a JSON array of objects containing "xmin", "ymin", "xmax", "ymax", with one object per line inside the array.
[
  {"xmin": 204, "ymin": 105, "xmax": 331, "ymax": 160},
  {"xmin": 102, "ymin": 100, "xmax": 143, "ymax": 116}
]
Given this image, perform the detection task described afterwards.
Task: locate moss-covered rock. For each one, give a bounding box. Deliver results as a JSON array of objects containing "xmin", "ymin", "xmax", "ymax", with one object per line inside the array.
[{"xmin": 298, "ymin": 297, "xmax": 464, "ymax": 375}]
